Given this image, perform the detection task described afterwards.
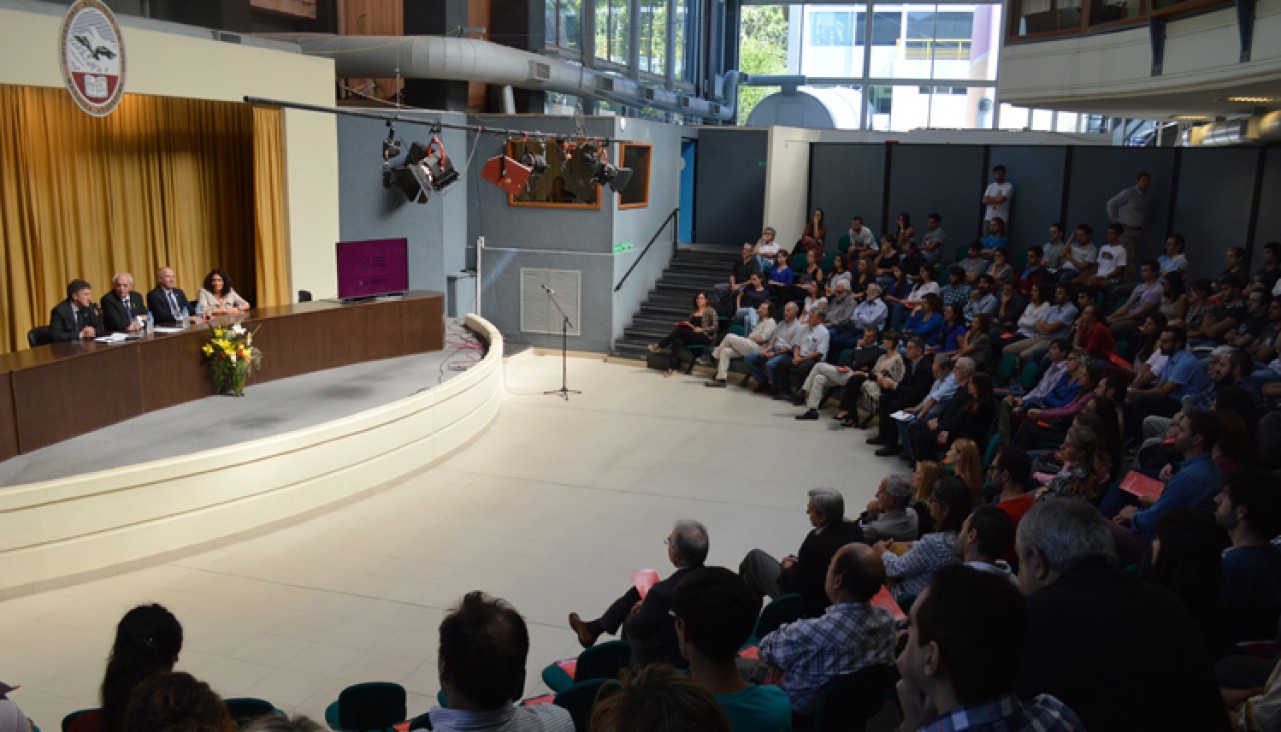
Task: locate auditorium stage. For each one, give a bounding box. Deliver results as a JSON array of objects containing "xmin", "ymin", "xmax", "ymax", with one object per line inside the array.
[{"xmin": 0, "ymin": 348, "xmax": 887, "ymax": 729}]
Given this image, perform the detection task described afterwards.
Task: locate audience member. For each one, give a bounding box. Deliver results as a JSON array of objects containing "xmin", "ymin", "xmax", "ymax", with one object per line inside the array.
[
  {"xmin": 990, "ymin": 446, "xmax": 1035, "ymax": 526},
  {"xmin": 1017, "ymin": 245, "xmax": 1049, "ymax": 295},
  {"xmin": 1042, "ymin": 223, "xmax": 1067, "ymax": 273},
  {"xmin": 797, "ymin": 209, "xmax": 827, "ymax": 256},
  {"xmin": 1056, "ymin": 224, "xmax": 1097, "ymax": 283},
  {"xmin": 772, "ymin": 309, "xmax": 829, "ymax": 401},
  {"xmin": 1125, "ymin": 326, "xmax": 1209, "ymax": 442},
  {"xmin": 1106, "ymin": 260, "xmax": 1163, "ymax": 339},
  {"xmin": 986, "ymin": 248, "xmax": 1014, "ymax": 284},
  {"xmin": 100, "ymin": 603, "xmax": 184, "ymax": 732},
  {"xmin": 242, "ymin": 717, "xmax": 324, "ymax": 732},
  {"xmin": 1190, "ymin": 275, "xmax": 1247, "ymax": 348},
  {"xmin": 982, "ymin": 164, "xmax": 1012, "ymax": 224},
  {"xmin": 959, "ymin": 241, "xmax": 988, "ymax": 283},
  {"xmin": 744, "ymin": 302, "xmax": 804, "ymax": 393},
  {"xmin": 848, "ymin": 216, "xmax": 875, "ymax": 257},
  {"xmin": 707, "ymin": 301, "xmax": 777, "ymax": 388},
  {"xmin": 732, "ymin": 273, "xmax": 771, "ymax": 331},
  {"xmin": 981, "ymin": 218, "xmax": 1009, "ymax": 256},
  {"xmin": 859, "ymin": 474, "xmax": 921, "ymax": 543},
  {"xmin": 754, "ymin": 228, "xmax": 780, "ymax": 272},
  {"xmin": 100, "ymin": 272, "xmax": 146, "ymax": 334},
  {"xmin": 903, "ymin": 358, "xmax": 976, "ymax": 463},
  {"xmin": 1143, "ymin": 508, "xmax": 1227, "ymax": 657},
  {"xmin": 849, "ymin": 282, "xmax": 888, "ymax": 332},
  {"xmin": 1016, "ymin": 499, "xmax": 1229, "ymax": 731},
  {"xmin": 867, "ymin": 337, "xmax": 934, "ymax": 452},
  {"xmin": 757, "ymin": 544, "xmax": 896, "ymax": 716},
  {"xmin": 874, "ymin": 476, "xmax": 970, "ymax": 596},
  {"xmin": 50, "ymin": 278, "xmax": 104, "ymax": 342},
  {"xmin": 1078, "ymin": 223, "xmax": 1126, "ymax": 291},
  {"xmin": 1159, "ymin": 234, "xmax": 1188, "ymax": 278},
  {"xmin": 717, "ymin": 243, "xmax": 762, "ymax": 301},
  {"xmin": 896, "ymin": 566, "xmax": 1082, "ymax": 732},
  {"xmin": 670, "ymin": 568, "xmax": 791, "ymax": 732},
  {"xmin": 1215, "ymin": 467, "xmax": 1281, "ymax": 644},
  {"xmin": 920, "ymin": 213, "xmax": 946, "ymax": 264},
  {"xmin": 569, "ymin": 520, "xmax": 708, "ymax": 666},
  {"xmin": 740, "ymin": 488, "xmax": 864, "ymax": 619},
  {"xmin": 1033, "ymin": 425, "xmax": 1105, "ymax": 503},
  {"xmin": 147, "ymin": 266, "xmax": 190, "ymax": 324},
  {"xmin": 427, "ymin": 592, "xmax": 573, "ymax": 732},
  {"xmin": 123, "ymin": 672, "xmax": 233, "ymax": 732},
  {"xmin": 954, "ymin": 506, "xmax": 1016, "ymax": 578},
  {"xmin": 834, "ymin": 329, "xmax": 904, "ymax": 427},
  {"xmin": 588, "ymin": 665, "xmax": 731, "ymax": 732},
  {"xmin": 983, "ymin": 278, "xmax": 1020, "ymax": 335},
  {"xmin": 1114, "ymin": 408, "xmax": 1222, "ymax": 543},
  {"xmin": 998, "ymin": 339, "xmax": 1071, "ymax": 438},
  {"xmin": 649, "ymin": 292, "xmax": 718, "ymax": 377},
  {"xmin": 1004, "ymin": 284, "xmax": 1077, "ymax": 364},
  {"xmin": 876, "ymin": 355, "xmax": 955, "ymax": 458}
]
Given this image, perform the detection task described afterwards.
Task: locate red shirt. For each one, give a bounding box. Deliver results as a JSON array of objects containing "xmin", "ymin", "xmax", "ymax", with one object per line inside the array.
[
  {"xmin": 1079, "ymin": 320, "xmax": 1116, "ymax": 359},
  {"xmin": 997, "ymin": 494, "xmax": 1036, "ymax": 560}
]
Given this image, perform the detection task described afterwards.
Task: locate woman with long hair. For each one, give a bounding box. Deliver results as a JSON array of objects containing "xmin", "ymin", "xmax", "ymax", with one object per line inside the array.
[
  {"xmin": 836, "ymin": 330, "xmax": 905, "ymax": 428},
  {"xmin": 932, "ymin": 304, "xmax": 967, "ymax": 357},
  {"xmin": 197, "ymin": 268, "xmax": 250, "ymax": 316},
  {"xmin": 826, "ymin": 253, "xmax": 851, "ymax": 294},
  {"xmin": 958, "ymin": 312, "xmax": 992, "ymax": 366},
  {"xmin": 649, "ymin": 291, "xmax": 718, "ymax": 377},
  {"xmin": 797, "ymin": 208, "xmax": 827, "ymax": 256},
  {"xmin": 1143, "ymin": 508, "xmax": 1227, "ymax": 657},
  {"xmin": 910, "ymin": 460, "xmax": 946, "ymax": 537},
  {"xmin": 874, "ymin": 477, "xmax": 970, "ymax": 597},
  {"xmin": 100, "ymin": 604, "xmax": 184, "ymax": 732},
  {"xmin": 1129, "ymin": 312, "xmax": 1170, "ymax": 388},
  {"xmin": 903, "ymin": 293, "xmax": 945, "ymax": 348},
  {"xmin": 851, "ymin": 256, "xmax": 875, "ymax": 298},
  {"xmin": 1036, "ymin": 426, "xmax": 1104, "ymax": 502},
  {"xmin": 894, "ymin": 212, "xmax": 915, "ymax": 248},
  {"xmin": 1158, "ymin": 271, "xmax": 1188, "ymax": 324},
  {"xmin": 943, "ymin": 438, "xmax": 984, "ymax": 505}
]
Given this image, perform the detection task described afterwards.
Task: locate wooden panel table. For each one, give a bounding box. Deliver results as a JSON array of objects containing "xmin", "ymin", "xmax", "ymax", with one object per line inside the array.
[{"xmin": 0, "ymin": 292, "xmax": 444, "ymax": 459}]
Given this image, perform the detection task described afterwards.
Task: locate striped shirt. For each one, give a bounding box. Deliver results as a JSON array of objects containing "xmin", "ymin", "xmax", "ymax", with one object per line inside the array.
[{"xmin": 915, "ymin": 693, "xmax": 1084, "ymax": 731}]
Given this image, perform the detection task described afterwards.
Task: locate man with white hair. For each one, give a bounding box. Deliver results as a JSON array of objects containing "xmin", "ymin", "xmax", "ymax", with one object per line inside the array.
[
  {"xmin": 100, "ymin": 272, "xmax": 146, "ymax": 333},
  {"xmin": 1015, "ymin": 499, "xmax": 1229, "ymax": 732},
  {"xmin": 705, "ymin": 301, "xmax": 777, "ymax": 388},
  {"xmin": 744, "ymin": 301, "xmax": 804, "ymax": 392},
  {"xmin": 858, "ymin": 474, "xmax": 919, "ymax": 542},
  {"xmin": 852, "ymin": 283, "xmax": 889, "ymax": 332}
]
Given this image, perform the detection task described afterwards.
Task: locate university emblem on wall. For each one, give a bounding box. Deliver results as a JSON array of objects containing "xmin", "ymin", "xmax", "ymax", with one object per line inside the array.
[{"xmin": 59, "ymin": 0, "xmax": 126, "ymax": 117}]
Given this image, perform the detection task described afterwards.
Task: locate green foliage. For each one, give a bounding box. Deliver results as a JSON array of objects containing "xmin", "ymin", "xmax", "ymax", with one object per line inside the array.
[{"xmin": 737, "ymin": 6, "xmax": 788, "ymax": 125}]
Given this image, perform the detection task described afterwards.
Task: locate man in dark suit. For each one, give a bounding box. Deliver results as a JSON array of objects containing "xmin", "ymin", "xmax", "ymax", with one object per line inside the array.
[
  {"xmin": 867, "ymin": 337, "xmax": 935, "ymax": 453},
  {"xmin": 568, "ymin": 520, "xmax": 708, "ymax": 667},
  {"xmin": 739, "ymin": 487, "xmax": 865, "ymax": 618},
  {"xmin": 146, "ymin": 265, "xmax": 189, "ymax": 324},
  {"xmin": 1015, "ymin": 499, "xmax": 1230, "ymax": 732},
  {"xmin": 907, "ymin": 356, "xmax": 976, "ymax": 462},
  {"xmin": 49, "ymin": 278, "xmax": 104, "ymax": 342},
  {"xmin": 100, "ymin": 272, "xmax": 146, "ymax": 333}
]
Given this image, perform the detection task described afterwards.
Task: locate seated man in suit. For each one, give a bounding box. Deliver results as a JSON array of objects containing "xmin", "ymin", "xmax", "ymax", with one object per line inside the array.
[
  {"xmin": 739, "ymin": 488, "xmax": 865, "ymax": 618},
  {"xmin": 866, "ymin": 337, "xmax": 935, "ymax": 456},
  {"xmin": 568, "ymin": 520, "xmax": 708, "ymax": 667},
  {"xmin": 100, "ymin": 272, "xmax": 146, "ymax": 334},
  {"xmin": 146, "ymin": 266, "xmax": 189, "ymax": 324},
  {"xmin": 50, "ymin": 278, "xmax": 103, "ymax": 342}
]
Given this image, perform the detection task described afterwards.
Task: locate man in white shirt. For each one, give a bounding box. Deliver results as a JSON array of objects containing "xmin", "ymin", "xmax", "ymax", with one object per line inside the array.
[
  {"xmin": 848, "ymin": 216, "xmax": 876, "ymax": 257},
  {"xmin": 753, "ymin": 227, "xmax": 780, "ymax": 272},
  {"xmin": 707, "ymin": 301, "xmax": 778, "ymax": 388},
  {"xmin": 773, "ymin": 308, "xmax": 830, "ymax": 401},
  {"xmin": 1081, "ymin": 223, "xmax": 1127, "ymax": 291},
  {"xmin": 982, "ymin": 165, "xmax": 1012, "ymax": 225}
]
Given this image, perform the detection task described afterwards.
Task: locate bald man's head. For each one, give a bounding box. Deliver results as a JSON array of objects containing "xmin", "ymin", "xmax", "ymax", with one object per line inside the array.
[{"xmin": 826, "ymin": 543, "xmax": 884, "ymax": 604}]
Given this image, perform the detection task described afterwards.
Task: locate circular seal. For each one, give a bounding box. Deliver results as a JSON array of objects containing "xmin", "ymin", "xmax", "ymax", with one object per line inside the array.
[{"xmin": 59, "ymin": 0, "xmax": 126, "ymax": 117}]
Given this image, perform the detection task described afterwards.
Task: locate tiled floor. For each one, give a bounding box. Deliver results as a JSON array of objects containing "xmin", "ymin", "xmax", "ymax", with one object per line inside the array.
[{"xmin": 0, "ymin": 350, "xmax": 891, "ymax": 729}]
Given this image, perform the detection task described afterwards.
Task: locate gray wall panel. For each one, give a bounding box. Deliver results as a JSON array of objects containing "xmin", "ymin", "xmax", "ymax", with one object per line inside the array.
[
  {"xmin": 808, "ymin": 143, "xmax": 887, "ymax": 245},
  {"xmin": 1255, "ymin": 148, "xmax": 1281, "ymax": 264},
  {"xmin": 694, "ymin": 129, "xmax": 768, "ymax": 246},
  {"xmin": 1064, "ymin": 148, "xmax": 1176, "ymax": 265},
  {"xmin": 888, "ymin": 145, "xmax": 985, "ymax": 258},
  {"xmin": 1172, "ymin": 148, "xmax": 1260, "ymax": 276},
  {"xmin": 989, "ymin": 147, "xmax": 1067, "ymax": 255}
]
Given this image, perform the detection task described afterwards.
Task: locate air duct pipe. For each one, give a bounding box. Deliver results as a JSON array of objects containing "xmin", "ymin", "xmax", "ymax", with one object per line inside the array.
[{"xmin": 263, "ymin": 33, "xmax": 739, "ymax": 123}]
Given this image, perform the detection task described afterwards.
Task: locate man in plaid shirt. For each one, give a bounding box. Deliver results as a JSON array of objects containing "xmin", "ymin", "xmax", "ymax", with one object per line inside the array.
[
  {"xmin": 758, "ymin": 543, "xmax": 896, "ymax": 716},
  {"xmin": 896, "ymin": 566, "xmax": 1083, "ymax": 731}
]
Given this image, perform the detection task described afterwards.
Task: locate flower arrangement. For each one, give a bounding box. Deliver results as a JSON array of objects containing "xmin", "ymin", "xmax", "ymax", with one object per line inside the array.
[{"xmin": 202, "ymin": 322, "xmax": 262, "ymax": 396}]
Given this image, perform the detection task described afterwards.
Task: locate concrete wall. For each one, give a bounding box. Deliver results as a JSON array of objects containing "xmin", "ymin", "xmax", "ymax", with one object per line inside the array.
[
  {"xmin": 0, "ymin": 3, "xmax": 340, "ymax": 301},
  {"xmin": 764, "ymin": 126, "xmax": 825, "ymax": 246}
]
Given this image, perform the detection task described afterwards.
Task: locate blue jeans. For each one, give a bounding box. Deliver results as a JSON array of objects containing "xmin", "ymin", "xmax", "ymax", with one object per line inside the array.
[
  {"xmin": 734, "ymin": 307, "xmax": 759, "ymax": 332},
  {"xmin": 1253, "ymin": 367, "xmax": 1281, "ymax": 392},
  {"xmin": 745, "ymin": 351, "xmax": 790, "ymax": 388}
]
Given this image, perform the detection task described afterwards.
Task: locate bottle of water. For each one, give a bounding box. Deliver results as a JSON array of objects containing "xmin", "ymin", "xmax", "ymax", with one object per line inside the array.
[
  {"xmin": 145, "ymin": 311, "xmax": 154, "ymax": 334},
  {"xmin": 195, "ymin": 302, "xmax": 205, "ymax": 324},
  {"xmin": 178, "ymin": 303, "xmax": 187, "ymax": 330}
]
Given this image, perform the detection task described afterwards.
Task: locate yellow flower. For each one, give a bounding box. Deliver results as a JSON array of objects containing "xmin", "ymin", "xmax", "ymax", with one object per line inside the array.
[{"xmin": 202, "ymin": 344, "xmax": 213, "ymax": 356}]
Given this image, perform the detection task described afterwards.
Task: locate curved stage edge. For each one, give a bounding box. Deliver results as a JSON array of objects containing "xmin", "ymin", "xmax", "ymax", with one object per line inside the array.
[{"xmin": 0, "ymin": 314, "xmax": 504, "ymax": 599}]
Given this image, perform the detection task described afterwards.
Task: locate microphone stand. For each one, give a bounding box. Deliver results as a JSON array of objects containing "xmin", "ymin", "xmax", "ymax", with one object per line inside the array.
[{"xmin": 542, "ymin": 286, "xmax": 581, "ymax": 401}]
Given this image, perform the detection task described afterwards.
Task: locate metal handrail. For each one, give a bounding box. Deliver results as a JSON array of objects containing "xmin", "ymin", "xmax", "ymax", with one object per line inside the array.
[{"xmin": 614, "ymin": 207, "xmax": 680, "ymax": 292}]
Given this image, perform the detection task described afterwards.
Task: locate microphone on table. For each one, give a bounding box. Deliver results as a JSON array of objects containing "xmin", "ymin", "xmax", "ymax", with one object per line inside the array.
[{"xmin": 541, "ymin": 284, "xmax": 556, "ymax": 295}]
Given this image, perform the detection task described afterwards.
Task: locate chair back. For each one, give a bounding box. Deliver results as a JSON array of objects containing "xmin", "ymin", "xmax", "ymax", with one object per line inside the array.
[
  {"xmin": 224, "ymin": 697, "xmax": 281, "ymax": 727},
  {"xmin": 1018, "ymin": 360, "xmax": 1041, "ymax": 391},
  {"xmin": 335, "ymin": 682, "xmax": 407, "ymax": 731},
  {"xmin": 298, "ymin": 290, "xmax": 313, "ymax": 303},
  {"xmin": 996, "ymin": 353, "xmax": 1018, "ymax": 381},
  {"xmin": 744, "ymin": 593, "xmax": 803, "ymax": 648},
  {"xmin": 62, "ymin": 709, "xmax": 101, "ymax": 732},
  {"xmin": 811, "ymin": 664, "xmax": 899, "ymax": 732},
  {"xmin": 575, "ymin": 641, "xmax": 632, "ymax": 683},
  {"xmin": 837, "ymin": 235, "xmax": 852, "ymax": 253},
  {"xmin": 28, "ymin": 326, "xmax": 52, "ymax": 348},
  {"xmin": 553, "ymin": 678, "xmax": 617, "ymax": 732}
]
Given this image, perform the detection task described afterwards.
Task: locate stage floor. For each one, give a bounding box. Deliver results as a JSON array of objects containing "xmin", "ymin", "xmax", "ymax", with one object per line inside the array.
[
  {"xmin": 0, "ymin": 348, "xmax": 888, "ymax": 728},
  {"xmin": 0, "ymin": 320, "xmax": 481, "ymax": 487}
]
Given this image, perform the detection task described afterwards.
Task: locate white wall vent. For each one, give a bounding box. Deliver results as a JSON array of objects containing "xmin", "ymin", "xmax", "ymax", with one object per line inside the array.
[{"xmin": 521, "ymin": 268, "xmax": 581, "ymax": 336}]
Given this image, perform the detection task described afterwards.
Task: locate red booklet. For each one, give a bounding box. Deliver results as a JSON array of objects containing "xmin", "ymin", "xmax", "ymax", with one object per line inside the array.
[
  {"xmin": 631, "ymin": 569, "xmax": 661, "ymax": 599},
  {"xmin": 871, "ymin": 585, "xmax": 907, "ymax": 622},
  {"xmin": 675, "ymin": 321, "xmax": 693, "ymax": 329},
  {"xmin": 1119, "ymin": 471, "xmax": 1165, "ymax": 501}
]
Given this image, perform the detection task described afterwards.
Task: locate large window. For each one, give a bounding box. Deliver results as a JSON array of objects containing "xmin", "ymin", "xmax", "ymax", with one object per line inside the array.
[
  {"xmin": 595, "ymin": 0, "xmax": 630, "ymax": 66},
  {"xmin": 639, "ymin": 0, "xmax": 666, "ymax": 75},
  {"xmin": 546, "ymin": 0, "xmax": 583, "ymax": 54}
]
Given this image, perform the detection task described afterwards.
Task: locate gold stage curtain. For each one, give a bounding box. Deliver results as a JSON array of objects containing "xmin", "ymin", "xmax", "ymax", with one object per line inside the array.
[{"xmin": 0, "ymin": 84, "xmax": 279, "ymax": 355}]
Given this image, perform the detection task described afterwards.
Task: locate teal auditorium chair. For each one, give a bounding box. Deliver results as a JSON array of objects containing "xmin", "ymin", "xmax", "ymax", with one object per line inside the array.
[
  {"xmin": 742, "ymin": 593, "xmax": 803, "ymax": 649},
  {"xmin": 62, "ymin": 709, "xmax": 100, "ymax": 732},
  {"xmin": 837, "ymin": 235, "xmax": 852, "ymax": 254},
  {"xmin": 1018, "ymin": 360, "xmax": 1041, "ymax": 391},
  {"xmin": 803, "ymin": 664, "xmax": 901, "ymax": 732},
  {"xmin": 225, "ymin": 697, "xmax": 285, "ymax": 727},
  {"xmin": 541, "ymin": 640, "xmax": 631, "ymax": 693},
  {"xmin": 324, "ymin": 682, "xmax": 407, "ymax": 732},
  {"xmin": 554, "ymin": 678, "xmax": 618, "ymax": 731},
  {"xmin": 792, "ymin": 251, "xmax": 809, "ymax": 271}
]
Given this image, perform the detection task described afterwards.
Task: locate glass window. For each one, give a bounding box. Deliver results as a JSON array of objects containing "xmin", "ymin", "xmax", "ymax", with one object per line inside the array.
[
  {"xmin": 595, "ymin": 0, "xmax": 630, "ymax": 66},
  {"xmin": 811, "ymin": 11, "xmax": 856, "ymax": 45},
  {"xmin": 1055, "ymin": 111, "xmax": 1081, "ymax": 132},
  {"xmin": 1031, "ymin": 108, "xmax": 1054, "ymax": 130},
  {"xmin": 867, "ymin": 11, "xmax": 903, "ymax": 45},
  {"xmin": 673, "ymin": 0, "xmax": 689, "ymax": 81},
  {"xmin": 639, "ymin": 0, "xmax": 666, "ymax": 75},
  {"xmin": 1089, "ymin": 0, "xmax": 1142, "ymax": 25},
  {"xmin": 546, "ymin": 0, "xmax": 583, "ymax": 53},
  {"xmin": 1012, "ymin": 0, "xmax": 1082, "ymax": 36},
  {"xmin": 999, "ymin": 103, "xmax": 1031, "ymax": 129}
]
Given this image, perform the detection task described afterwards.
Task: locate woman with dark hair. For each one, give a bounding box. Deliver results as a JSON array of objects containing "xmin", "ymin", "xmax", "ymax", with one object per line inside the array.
[
  {"xmin": 1143, "ymin": 508, "xmax": 1227, "ymax": 657},
  {"xmin": 197, "ymin": 269, "xmax": 250, "ymax": 316},
  {"xmin": 588, "ymin": 665, "xmax": 731, "ymax": 732},
  {"xmin": 797, "ymin": 208, "xmax": 827, "ymax": 256},
  {"xmin": 100, "ymin": 604, "xmax": 184, "ymax": 732},
  {"xmin": 873, "ymin": 477, "xmax": 970, "ymax": 597},
  {"xmin": 850, "ymin": 256, "xmax": 875, "ymax": 298},
  {"xmin": 1178, "ymin": 278, "xmax": 1213, "ymax": 333},
  {"xmin": 649, "ymin": 292, "xmax": 718, "ymax": 377},
  {"xmin": 958, "ymin": 312, "xmax": 992, "ymax": 366},
  {"xmin": 123, "ymin": 671, "xmax": 234, "ymax": 732},
  {"xmin": 1127, "ymin": 312, "xmax": 1170, "ymax": 387},
  {"xmin": 903, "ymin": 293, "xmax": 945, "ymax": 348},
  {"xmin": 986, "ymin": 248, "xmax": 1013, "ymax": 285},
  {"xmin": 1158, "ymin": 271, "xmax": 1188, "ymax": 324},
  {"xmin": 1086, "ymin": 395, "xmax": 1122, "ymax": 477},
  {"xmin": 894, "ymin": 212, "xmax": 915, "ymax": 248},
  {"xmin": 932, "ymin": 304, "xmax": 966, "ymax": 357},
  {"xmin": 826, "ymin": 253, "xmax": 851, "ymax": 294}
]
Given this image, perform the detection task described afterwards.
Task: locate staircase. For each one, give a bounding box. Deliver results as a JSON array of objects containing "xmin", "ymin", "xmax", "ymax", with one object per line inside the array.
[{"xmin": 611, "ymin": 245, "xmax": 741, "ymax": 361}]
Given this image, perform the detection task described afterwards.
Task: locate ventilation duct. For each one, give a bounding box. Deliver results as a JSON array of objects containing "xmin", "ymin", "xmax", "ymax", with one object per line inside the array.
[{"xmin": 262, "ymin": 33, "xmax": 739, "ymax": 123}]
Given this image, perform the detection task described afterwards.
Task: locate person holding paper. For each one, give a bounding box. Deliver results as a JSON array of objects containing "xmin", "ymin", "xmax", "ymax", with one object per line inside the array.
[
  {"xmin": 739, "ymin": 488, "xmax": 864, "ymax": 619},
  {"xmin": 100, "ymin": 272, "xmax": 146, "ymax": 334},
  {"xmin": 568, "ymin": 520, "xmax": 708, "ymax": 667},
  {"xmin": 866, "ymin": 337, "xmax": 935, "ymax": 455},
  {"xmin": 1114, "ymin": 409, "xmax": 1223, "ymax": 542},
  {"xmin": 49, "ymin": 278, "xmax": 104, "ymax": 342}
]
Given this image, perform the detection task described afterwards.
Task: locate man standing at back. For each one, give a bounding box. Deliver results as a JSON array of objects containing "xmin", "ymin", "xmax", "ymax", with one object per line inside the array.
[
  {"xmin": 982, "ymin": 164, "xmax": 1012, "ymax": 227},
  {"xmin": 147, "ymin": 266, "xmax": 189, "ymax": 324},
  {"xmin": 1015, "ymin": 499, "xmax": 1229, "ymax": 731},
  {"xmin": 1107, "ymin": 171, "xmax": 1151, "ymax": 280}
]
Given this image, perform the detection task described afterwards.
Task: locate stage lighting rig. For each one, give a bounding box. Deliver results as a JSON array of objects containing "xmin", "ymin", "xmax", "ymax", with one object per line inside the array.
[{"xmin": 385, "ymin": 136, "xmax": 460, "ymax": 204}]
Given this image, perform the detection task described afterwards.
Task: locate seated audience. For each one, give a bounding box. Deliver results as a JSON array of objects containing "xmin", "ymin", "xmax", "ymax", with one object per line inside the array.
[
  {"xmin": 1057, "ymin": 224, "xmax": 1098, "ymax": 283},
  {"xmin": 670, "ymin": 568, "xmax": 791, "ymax": 732},
  {"xmin": 197, "ymin": 268, "xmax": 250, "ymax": 315},
  {"xmin": 990, "ymin": 446, "xmax": 1035, "ymax": 526},
  {"xmin": 1114, "ymin": 409, "xmax": 1222, "ymax": 542},
  {"xmin": 588, "ymin": 664, "xmax": 731, "ymax": 732},
  {"xmin": 999, "ymin": 339, "xmax": 1071, "ymax": 438},
  {"xmin": 959, "ymin": 241, "xmax": 988, "ymax": 283},
  {"xmin": 1075, "ymin": 305, "xmax": 1118, "ymax": 362},
  {"xmin": 849, "ymin": 282, "xmax": 888, "ymax": 332},
  {"xmin": 1215, "ymin": 467, "xmax": 1281, "ymax": 645},
  {"xmin": 920, "ymin": 213, "xmax": 945, "ymax": 264},
  {"xmin": 826, "ymin": 253, "xmax": 852, "ymax": 294},
  {"xmin": 50, "ymin": 278, "xmax": 104, "ymax": 341},
  {"xmin": 1106, "ymin": 260, "xmax": 1163, "ymax": 339},
  {"xmin": 740, "ymin": 488, "xmax": 864, "ymax": 618},
  {"xmin": 943, "ymin": 438, "xmax": 985, "ymax": 504},
  {"xmin": 744, "ymin": 302, "xmax": 804, "ymax": 393},
  {"xmin": 956, "ymin": 312, "xmax": 992, "ymax": 366},
  {"xmin": 823, "ymin": 281, "xmax": 864, "ymax": 362},
  {"xmin": 101, "ymin": 603, "xmax": 184, "ymax": 732},
  {"xmin": 902, "ymin": 293, "xmax": 945, "ymax": 349},
  {"xmin": 1253, "ymin": 241, "xmax": 1281, "ymax": 294},
  {"xmin": 1004, "ymin": 284, "xmax": 1077, "ymax": 364},
  {"xmin": 771, "ymin": 309, "xmax": 829, "ymax": 401},
  {"xmin": 100, "ymin": 272, "xmax": 146, "ymax": 334},
  {"xmin": 939, "ymin": 266, "xmax": 971, "ymax": 310},
  {"xmin": 1142, "ymin": 508, "xmax": 1227, "ymax": 657},
  {"xmin": 834, "ymin": 329, "xmax": 904, "ymax": 428},
  {"xmin": 986, "ymin": 247, "xmax": 1013, "ymax": 284},
  {"xmin": 423, "ymin": 592, "xmax": 573, "ymax": 732},
  {"xmin": 859, "ymin": 473, "xmax": 920, "ymax": 542},
  {"xmin": 1125, "ymin": 326, "xmax": 1210, "ymax": 442},
  {"xmin": 147, "ymin": 266, "xmax": 190, "ymax": 324},
  {"xmin": 1159, "ymin": 270, "xmax": 1190, "ymax": 326},
  {"xmin": 1190, "ymin": 275, "xmax": 1247, "ymax": 348},
  {"xmin": 754, "ymin": 228, "xmax": 781, "ymax": 272},
  {"xmin": 765, "ymin": 250, "xmax": 796, "ymax": 294},
  {"xmin": 569, "ymin": 520, "xmax": 708, "ymax": 666},
  {"xmin": 879, "ymin": 356, "xmax": 956, "ymax": 459},
  {"xmin": 757, "ymin": 544, "xmax": 897, "ymax": 716},
  {"xmin": 848, "ymin": 216, "xmax": 876, "ymax": 258},
  {"xmin": 980, "ymin": 217, "xmax": 1008, "ymax": 256},
  {"xmin": 955, "ymin": 506, "xmax": 1017, "ymax": 578},
  {"xmin": 931, "ymin": 304, "xmax": 966, "ymax": 357},
  {"xmin": 1042, "ymin": 222, "xmax": 1067, "ymax": 274},
  {"xmin": 797, "ymin": 208, "xmax": 827, "ymax": 256},
  {"xmin": 649, "ymin": 292, "xmax": 718, "ymax": 377},
  {"xmin": 850, "ymin": 256, "xmax": 876, "ymax": 297},
  {"xmin": 966, "ymin": 275, "xmax": 1001, "ymax": 324},
  {"xmin": 904, "ymin": 358, "xmax": 978, "ymax": 463},
  {"xmin": 1032, "ymin": 425, "xmax": 1106, "ymax": 503},
  {"xmin": 1016, "ymin": 499, "xmax": 1229, "ymax": 731},
  {"xmin": 1159, "ymin": 234, "xmax": 1189, "ymax": 277},
  {"xmin": 732, "ymin": 273, "xmax": 771, "ymax": 331},
  {"xmin": 1077, "ymin": 223, "xmax": 1126, "ymax": 291},
  {"xmin": 1017, "ymin": 245, "xmax": 1049, "ymax": 295},
  {"xmin": 896, "ymin": 566, "xmax": 1082, "ymax": 732},
  {"xmin": 716, "ymin": 243, "xmax": 761, "ymax": 301},
  {"xmin": 706, "ymin": 301, "xmax": 777, "ymax": 388},
  {"xmin": 123, "ymin": 672, "xmax": 233, "ymax": 732},
  {"xmin": 874, "ymin": 476, "xmax": 970, "ymax": 596}
]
